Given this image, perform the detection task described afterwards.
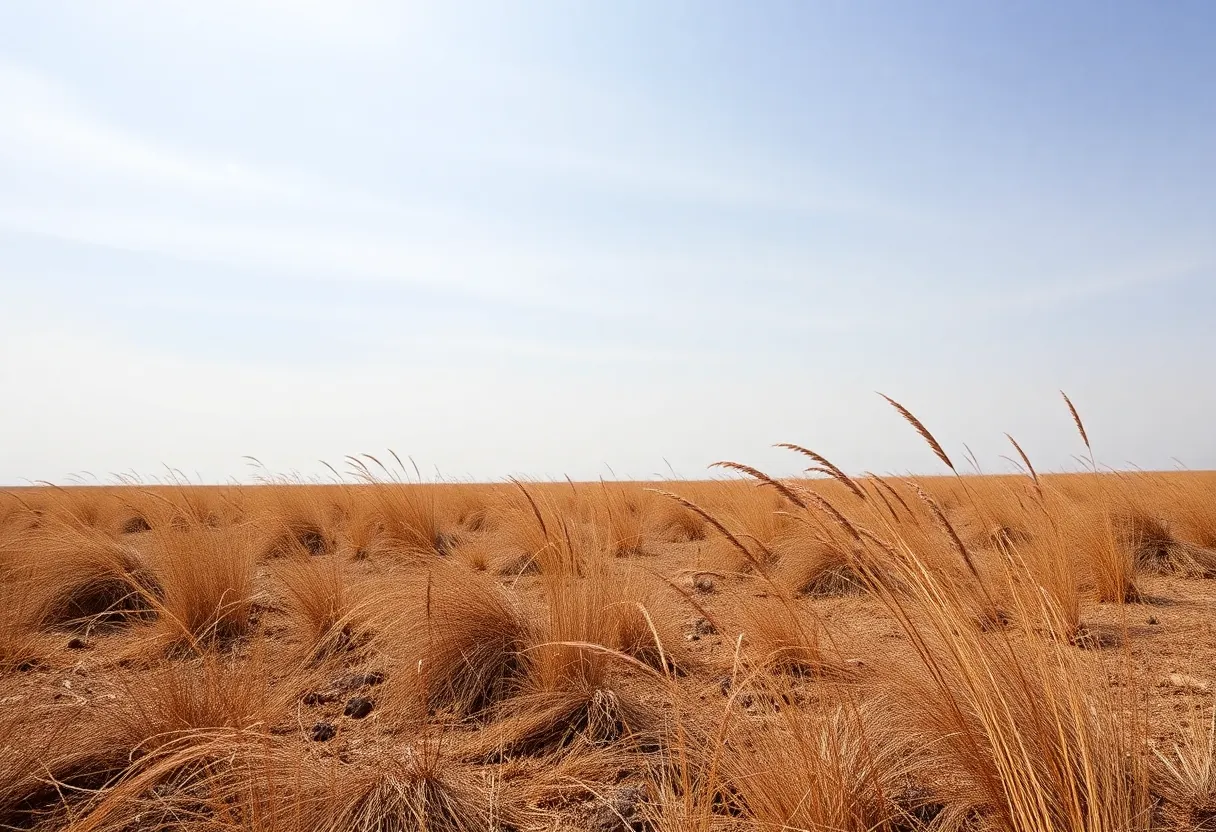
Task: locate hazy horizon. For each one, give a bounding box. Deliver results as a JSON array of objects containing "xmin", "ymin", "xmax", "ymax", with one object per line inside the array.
[{"xmin": 2, "ymin": 2, "xmax": 1214, "ymax": 485}]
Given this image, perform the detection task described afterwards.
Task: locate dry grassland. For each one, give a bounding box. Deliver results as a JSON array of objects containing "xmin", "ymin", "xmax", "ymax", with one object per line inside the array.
[{"xmin": 3, "ymin": 401, "xmax": 1216, "ymax": 831}]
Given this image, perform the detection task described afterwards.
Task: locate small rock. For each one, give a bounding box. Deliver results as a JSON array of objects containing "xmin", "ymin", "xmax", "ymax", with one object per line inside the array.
[
  {"xmin": 692, "ymin": 574, "xmax": 716, "ymax": 594},
  {"xmin": 589, "ymin": 785, "xmax": 646, "ymax": 832},
  {"xmin": 1147, "ymin": 616, "xmax": 1159, "ymax": 626},
  {"xmin": 310, "ymin": 722, "xmax": 336, "ymax": 742},
  {"xmin": 344, "ymin": 696, "xmax": 374, "ymax": 719},
  {"xmin": 1164, "ymin": 673, "xmax": 1210, "ymax": 694},
  {"xmin": 347, "ymin": 670, "xmax": 386, "ymax": 689},
  {"xmin": 302, "ymin": 690, "xmax": 338, "ymax": 706},
  {"xmin": 67, "ymin": 637, "xmax": 89, "ymax": 650},
  {"xmin": 692, "ymin": 617, "xmax": 716, "ymax": 636}
]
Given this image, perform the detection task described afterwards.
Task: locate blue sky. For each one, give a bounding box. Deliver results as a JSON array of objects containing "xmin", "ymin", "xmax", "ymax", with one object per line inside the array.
[{"xmin": 1, "ymin": 1, "xmax": 1214, "ymax": 483}]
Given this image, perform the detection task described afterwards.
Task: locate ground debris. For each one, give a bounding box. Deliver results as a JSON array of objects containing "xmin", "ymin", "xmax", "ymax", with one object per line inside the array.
[{"xmin": 1162, "ymin": 673, "xmax": 1210, "ymax": 694}]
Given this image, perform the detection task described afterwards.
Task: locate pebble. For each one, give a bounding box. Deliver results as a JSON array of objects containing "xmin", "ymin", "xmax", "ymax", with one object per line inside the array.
[
  {"xmin": 1164, "ymin": 673, "xmax": 1210, "ymax": 694},
  {"xmin": 344, "ymin": 696, "xmax": 374, "ymax": 719},
  {"xmin": 302, "ymin": 690, "xmax": 338, "ymax": 706}
]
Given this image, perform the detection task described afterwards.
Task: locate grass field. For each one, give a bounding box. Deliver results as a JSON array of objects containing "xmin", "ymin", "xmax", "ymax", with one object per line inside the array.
[{"xmin": 3, "ymin": 404, "xmax": 1216, "ymax": 831}]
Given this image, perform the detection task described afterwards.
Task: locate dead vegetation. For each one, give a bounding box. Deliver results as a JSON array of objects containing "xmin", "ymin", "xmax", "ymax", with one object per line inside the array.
[{"xmin": 2, "ymin": 397, "xmax": 1216, "ymax": 830}]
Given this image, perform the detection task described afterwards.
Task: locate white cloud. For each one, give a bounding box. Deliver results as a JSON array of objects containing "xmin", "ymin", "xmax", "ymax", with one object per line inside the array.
[
  {"xmin": 0, "ymin": 61, "xmax": 570, "ymax": 306},
  {"xmin": 0, "ymin": 59, "xmax": 951, "ymax": 332},
  {"xmin": 0, "ymin": 65, "xmax": 896, "ymax": 323},
  {"xmin": 0, "ymin": 204, "xmax": 550, "ymax": 300}
]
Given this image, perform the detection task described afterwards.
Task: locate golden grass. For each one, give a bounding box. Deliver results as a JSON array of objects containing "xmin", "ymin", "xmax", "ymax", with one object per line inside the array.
[
  {"xmin": 144, "ymin": 525, "xmax": 259, "ymax": 651},
  {"xmin": 377, "ymin": 562, "xmax": 534, "ymax": 721},
  {"xmin": 724, "ymin": 703, "xmax": 911, "ymax": 831},
  {"xmin": 1153, "ymin": 700, "xmax": 1216, "ymax": 827},
  {"xmin": 4, "ymin": 403, "xmax": 1216, "ymax": 830}
]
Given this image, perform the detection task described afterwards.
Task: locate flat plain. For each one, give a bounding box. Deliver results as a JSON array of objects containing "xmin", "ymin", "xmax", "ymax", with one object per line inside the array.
[{"xmin": 3, "ymin": 418, "xmax": 1216, "ymax": 831}]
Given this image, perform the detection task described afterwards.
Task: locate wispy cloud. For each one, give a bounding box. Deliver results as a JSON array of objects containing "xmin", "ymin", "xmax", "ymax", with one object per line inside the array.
[
  {"xmin": 0, "ymin": 60, "xmax": 580, "ymax": 308},
  {"xmin": 0, "ymin": 65, "xmax": 883, "ymax": 329},
  {"xmin": 0, "ymin": 63, "xmax": 302, "ymax": 199}
]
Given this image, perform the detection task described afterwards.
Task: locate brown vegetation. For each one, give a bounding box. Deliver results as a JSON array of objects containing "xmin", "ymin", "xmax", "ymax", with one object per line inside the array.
[{"xmin": 2, "ymin": 400, "xmax": 1216, "ymax": 830}]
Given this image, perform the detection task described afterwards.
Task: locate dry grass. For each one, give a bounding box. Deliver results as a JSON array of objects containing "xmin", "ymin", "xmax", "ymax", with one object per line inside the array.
[
  {"xmin": 347, "ymin": 453, "xmax": 447, "ymax": 556},
  {"xmin": 144, "ymin": 525, "xmax": 259, "ymax": 651},
  {"xmin": 735, "ymin": 595, "xmax": 838, "ymax": 677},
  {"xmin": 0, "ymin": 573, "xmax": 43, "ymax": 670},
  {"xmin": 1, "ymin": 644, "xmax": 294, "ymax": 831},
  {"xmin": 874, "ymin": 621, "xmax": 1150, "ymax": 831},
  {"xmin": 5, "ymin": 402, "xmax": 1216, "ymax": 830},
  {"xmin": 6, "ymin": 520, "xmax": 159, "ymax": 632},
  {"xmin": 275, "ymin": 555, "xmax": 369, "ymax": 666},
  {"xmin": 597, "ymin": 481, "xmax": 657, "ymax": 557},
  {"xmin": 110, "ymin": 646, "xmax": 294, "ymax": 745},
  {"xmin": 311, "ymin": 744, "xmax": 511, "ymax": 832},
  {"xmin": 378, "ymin": 563, "xmax": 534, "ymax": 721},
  {"xmin": 1153, "ymin": 700, "xmax": 1216, "ymax": 828},
  {"xmin": 464, "ymin": 562, "xmax": 676, "ymax": 758},
  {"xmin": 724, "ymin": 704, "xmax": 912, "ymax": 831}
]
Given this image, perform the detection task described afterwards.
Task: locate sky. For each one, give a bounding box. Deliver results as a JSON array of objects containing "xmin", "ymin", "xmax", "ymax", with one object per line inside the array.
[{"xmin": 1, "ymin": 1, "xmax": 1214, "ymax": 485}]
